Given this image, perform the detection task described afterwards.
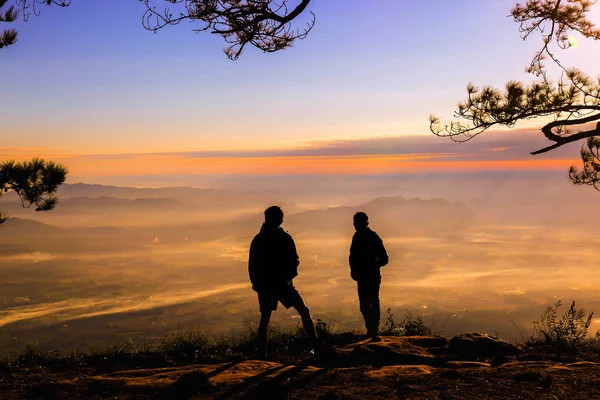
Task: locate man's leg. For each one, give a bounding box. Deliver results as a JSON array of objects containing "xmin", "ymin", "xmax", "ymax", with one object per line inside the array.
[
  {"xmin": 357, "ymin": 280, "xmax": 371, "ymax": 332},
  {"xmin": 359, "ymin": 279, "xmax": 380, "ymax": 338},
  {"xmin": 292, "ymin": 297, "xmax": 318, "ymax": 342},
  {"xmin": 369, "ymin": 279, "xmax": 381, "ymax": 338},
  {"xmin": 257, "ymin": 309, "xmax": 272, "ymax": 356}
]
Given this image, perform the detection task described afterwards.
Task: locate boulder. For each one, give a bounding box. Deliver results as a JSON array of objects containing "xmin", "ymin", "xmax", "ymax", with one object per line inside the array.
[
  {"xmin": 449, "ymin": 333, "xmax": 521, "ymax": 360},
  {"xmin": 334, "ymin": 336, "xmax": 448, "ymax": 367}
]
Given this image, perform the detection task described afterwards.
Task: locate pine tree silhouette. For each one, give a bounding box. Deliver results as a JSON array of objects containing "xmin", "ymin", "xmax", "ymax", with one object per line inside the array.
[
  {"xmin": 0, "ymin": 0, "xmax": 71, "ymax": 50},
  {"xmin": 0, "ymin": 158, "xmax": 67, "ymax": 225},
  {"xmin": 431, "ymin": 0, "xmax": 600, "ymax": 189}
]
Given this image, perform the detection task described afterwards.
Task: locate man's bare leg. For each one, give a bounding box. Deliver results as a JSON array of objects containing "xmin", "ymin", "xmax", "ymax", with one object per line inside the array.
[
  {"xmin": 257, "ymin": 310, "xmax": 272, "ymax": 356},
  {"xmin": 292, "ymin": 300, "xmax": 318, "ymax": 343}
]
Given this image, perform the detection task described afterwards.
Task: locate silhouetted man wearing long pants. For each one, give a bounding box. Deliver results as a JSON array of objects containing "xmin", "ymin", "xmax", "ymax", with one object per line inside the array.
[
  {"xmin": 349, "ymin": 212, "xmax": 389, "ymax": 340},
  {"xmin": 248, "ymin": 205, "xmax": 318, "ymax": 357}
]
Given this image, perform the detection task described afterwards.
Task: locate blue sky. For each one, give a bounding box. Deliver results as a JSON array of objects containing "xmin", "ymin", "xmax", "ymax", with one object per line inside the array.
[{"xmin": 0, "ymin": 0, "xmax": 598, "ymax": 177}]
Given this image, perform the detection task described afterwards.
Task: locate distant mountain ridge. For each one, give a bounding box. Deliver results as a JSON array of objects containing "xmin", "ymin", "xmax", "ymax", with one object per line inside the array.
[
  {"xmin": 224, "ymin": 195, "xmax": 473, "ymax": 238},
  {"xmin": 58, "ymin": 183, "xmax": 226, "ymax": 199},
  {"xmin": 284, "ymin": 195, "xmax": 472, "ymax": 236},
  {"xmin": 60, "ymin": 196, "xmax": 186, "ymax": 209},
  {"xmin": 0, "ymin": 217, "xmax": 62, "ymax": 234},
  {"xmin": 0, "ymin": 196, "xmax": 188, "ymax": 217},
  {"xmin": 0, "ymin": 195, "xmax": 474, "ymax": 248},
  {"xmin": 1, "ymin": 183, "xmax": 273, "ymax": 220}
]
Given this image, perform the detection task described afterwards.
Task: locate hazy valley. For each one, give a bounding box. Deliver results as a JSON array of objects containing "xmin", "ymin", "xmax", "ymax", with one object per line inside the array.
[{"xmin": 2, "ymin": 173, "xmax": 600, "ymax": 355}]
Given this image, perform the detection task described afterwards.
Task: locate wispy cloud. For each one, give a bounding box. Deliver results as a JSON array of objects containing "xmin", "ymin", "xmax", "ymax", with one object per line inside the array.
[{"xmin": 0, "ymin": 128, "xmax": 583, "ymax": 176}]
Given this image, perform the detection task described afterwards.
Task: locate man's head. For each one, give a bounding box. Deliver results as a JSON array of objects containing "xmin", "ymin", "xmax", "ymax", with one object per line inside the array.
[
  {"xmin": 264, "ymin": 205, "xmax": 284, "ymax": 227},
  {"xmin": 353, "ymin": 211, "xmax": 369, "ymax": 231}
]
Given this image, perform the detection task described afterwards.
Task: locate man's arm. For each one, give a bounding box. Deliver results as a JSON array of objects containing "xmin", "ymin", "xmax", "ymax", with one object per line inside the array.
[
  {"xmin": 374, "ymin": 233, "xmax": 389, "ymax": 267},
  {"xmin": 349, "ymin": 235, "xmax": 357, "ymax": 270},
  {"xmin": 287, "ymin": 234, "xmax": 300, "ymax": 280},
  {"xmin": 248, "ymin": 237, "xmax": 259, "ymax": 287},
  {"xmin": 349, "ymin": 234, "xmax": 363, "ymax": 281},
  {"xmin": 289, "ymin": 235, "xmax": 300, "ymax": 265}
]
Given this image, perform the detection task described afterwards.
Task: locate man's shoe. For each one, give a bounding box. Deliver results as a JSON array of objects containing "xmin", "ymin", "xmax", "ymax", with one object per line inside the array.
[
  {"xmin": 367, "ymin": 327, "xmax": 379, "ymax": 338},
  {"xmin": 369, "ymin": 336, "xmax": 382, "ymax": 342}
]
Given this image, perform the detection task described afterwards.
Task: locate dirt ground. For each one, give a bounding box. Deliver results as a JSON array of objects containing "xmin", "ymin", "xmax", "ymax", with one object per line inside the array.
[{"xmin": 4, "ymin": 336, "xmax": 600, "ymax": 399}]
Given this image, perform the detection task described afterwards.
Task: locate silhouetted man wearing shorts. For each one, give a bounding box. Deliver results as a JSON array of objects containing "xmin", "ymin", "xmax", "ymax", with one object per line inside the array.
[
  {"xmin": 349, "ymin": 212, "xmax": 389, "ymax": 340},
  {"xmin": 249, "ymin": 205, "xmax": 318, "ymax": 357}
]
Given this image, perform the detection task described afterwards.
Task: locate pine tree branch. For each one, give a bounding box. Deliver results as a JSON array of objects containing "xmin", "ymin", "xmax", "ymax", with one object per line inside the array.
[
  {"xmin": 140, "ymin": 0, "xmax": 314, "ymax": 60},
  {"xmin": 532, "ymin": 119, "xmax": 600, "ymax": 154}
]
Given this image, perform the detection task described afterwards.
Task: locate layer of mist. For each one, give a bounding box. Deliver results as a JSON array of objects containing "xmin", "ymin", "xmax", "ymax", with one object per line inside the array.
[{"xmin": 1, "ymin": 172, "xmax": 600, "ymax": 354}]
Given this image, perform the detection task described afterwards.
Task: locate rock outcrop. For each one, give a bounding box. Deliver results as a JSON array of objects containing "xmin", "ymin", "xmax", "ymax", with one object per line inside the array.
[
  {"xmin": 318, "ymin": 334, "xmax": 520, "ymax": 367},
  {"xmin": 5, "ymin": 334, "xmax": 599, "ymax": 399},
  {"xmin": 449, "ymin": 333, "xmax": 521, "ymax": 360}
]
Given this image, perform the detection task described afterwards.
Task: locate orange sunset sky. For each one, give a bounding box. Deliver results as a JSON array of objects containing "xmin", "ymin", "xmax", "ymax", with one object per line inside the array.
[{"xmin": 1, "ymin": 1, "xmax": 599, "ymax": 180}]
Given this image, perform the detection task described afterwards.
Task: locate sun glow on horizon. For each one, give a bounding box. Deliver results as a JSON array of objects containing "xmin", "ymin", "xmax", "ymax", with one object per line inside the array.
[{"xmin": 0, "ymin": 151, "xmax": 579, "ymax": 177}]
